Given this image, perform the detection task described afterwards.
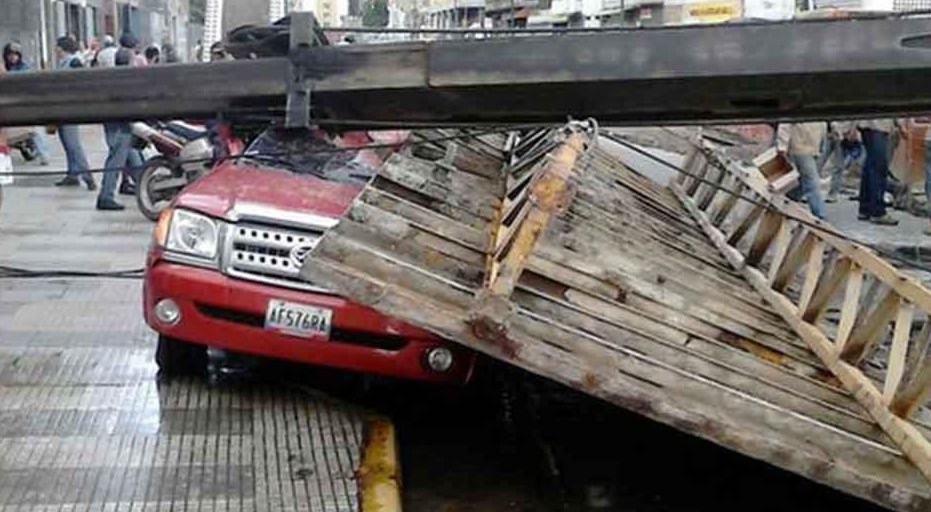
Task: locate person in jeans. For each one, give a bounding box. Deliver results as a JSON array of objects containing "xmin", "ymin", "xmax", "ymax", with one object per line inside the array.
[
  {"xmin": 777, "ymin": 122, "xmax": 826, "ymax": 219},
  {"xmin": 97, "ymin": 40, "xmax": 142, "ymax": 211},
  {"xmin": 818, "ymin": 121, "xmax": 864, "ymax": 203},
  {"xmin": 52, "ymin": 36, "xmax": 96, "ymax": 190},
  {"xmin": 857, "ymin": 119, "xmax": 899, "ymax": 225}
]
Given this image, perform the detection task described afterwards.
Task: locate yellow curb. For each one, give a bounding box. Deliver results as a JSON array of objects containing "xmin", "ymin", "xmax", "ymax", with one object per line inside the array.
[{"xmin": 358, "ymin": 416, "xmax": 402, "ymax": 512}]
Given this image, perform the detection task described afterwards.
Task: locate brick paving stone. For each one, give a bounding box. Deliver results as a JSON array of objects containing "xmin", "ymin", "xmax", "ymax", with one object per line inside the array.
[{"xmin": 0, "ymin": 126, "xmax": 364, "ymax": 511}]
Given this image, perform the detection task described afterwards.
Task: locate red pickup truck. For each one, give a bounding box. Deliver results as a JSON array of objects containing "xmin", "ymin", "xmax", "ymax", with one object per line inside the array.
[{"xmin": 143, "ymin": 128, "xmax": 475, "ymax": 382}]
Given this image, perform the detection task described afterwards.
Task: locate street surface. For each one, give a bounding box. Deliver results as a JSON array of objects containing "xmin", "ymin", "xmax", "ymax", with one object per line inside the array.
[
  {"xmin": 0, "ymin": 127, "xmax": 365, "ymax": 511},
  {"xmin": 0, "ymin": 126, "xmax": 901, "ymax": 511}
]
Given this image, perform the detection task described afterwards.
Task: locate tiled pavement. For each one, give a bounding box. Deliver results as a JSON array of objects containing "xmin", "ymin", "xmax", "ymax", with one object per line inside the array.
[{"xmin": 0, "ymin": 126, "xmax": 365, "ymax": 511}]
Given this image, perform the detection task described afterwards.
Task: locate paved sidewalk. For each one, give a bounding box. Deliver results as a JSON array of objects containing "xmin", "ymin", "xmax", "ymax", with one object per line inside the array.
[{"xmin": 0, "ymin": 126, "xmax": 368, "ymax": 511}]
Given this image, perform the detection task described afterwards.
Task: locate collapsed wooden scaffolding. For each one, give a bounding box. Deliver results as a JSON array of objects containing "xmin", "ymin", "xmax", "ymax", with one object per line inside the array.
[{"xmin": 302, "ymin": 124, "xmax": 931, "ymax": 510}]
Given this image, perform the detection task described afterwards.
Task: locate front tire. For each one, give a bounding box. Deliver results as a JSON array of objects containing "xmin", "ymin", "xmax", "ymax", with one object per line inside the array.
[
  {"xmin": 137, "ymin": 156, "xmax": 184, "ymax": 222},
  {"xmin": 156, "ymin": 335, "xmax": 208, "ymax": 376}
]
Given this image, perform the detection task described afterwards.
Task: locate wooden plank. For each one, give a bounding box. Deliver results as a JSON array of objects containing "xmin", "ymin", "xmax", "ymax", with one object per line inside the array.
[
  {"xmin": 746, "ymin": 210, "xmax": 784, "ymax": 267},
  {"xmin": 712, "ymin": 181, "xmax": 745, "ymax": 227},
  {"xmin": 834, "ymin": 265, "xmax": 865, "ymax": 356},
  {"xmin": 885, "ymin": 302, "xmax": 915, "ymax": 404},
  {"xmin": 515, "ymin": 281, "xmax": 869, "ymax": 417},
  {"xmin": 526, "ymin": 252, "xmax": 822, "ymax": 367},
  {"xmin": 802, "ymin": 257, "xmax": 853, "ymax": 323},
  {"xmin": 515, "ymin": 285, "xmax": 897, "ymax": 443},
  {"xmin": 797, "ymin": 240, "xmax": 827, "ymax": 314},
  {"xmin": 841, "ymin": 290, "xmax": 901, "ymax": 365},
  {"xmin": 676, "ymin": 182, "xmax": 931, "ymax": 488},
  {"xmin": 377, "ymin": 154, "xmax": 497, "ymax": 220},
  {"xmin": 357, "ymin": 189, "xmax": 487, "ymax": 250},
  {"xmin": 893, "ymin": 319, "xmax": 931, "ymax": 417},
  {"xmin": 767, "ymin": 220, "xmax": 794, "ymax": 283},
  {"xmin": 771, "ymin": 231, "xmax": 816, "ymax": 293},
  {"xmin": 372, "ymin": 176, "xmax": 488, "ymax": 230},
  {"xmin": 486, "ymin": 132, "xmax": 587, "ymax": 298},
  {"xmin": 726, "ymin": 204, "xmax": 765, "ymax": 246}
]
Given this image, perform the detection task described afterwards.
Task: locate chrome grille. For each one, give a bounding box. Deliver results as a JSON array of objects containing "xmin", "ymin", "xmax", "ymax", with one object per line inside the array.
[{"xmin": 223, "ymin": 223, "xmax": 326, "ymax": 291}]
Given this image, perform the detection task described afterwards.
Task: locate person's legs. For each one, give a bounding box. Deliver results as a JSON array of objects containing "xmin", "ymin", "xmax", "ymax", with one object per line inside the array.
[
  {"xmin": 792, "ymin": 153, "xmax": 826, "ymax": 219},
  {"xmin": 828, "ymin": 141, "xmax": 850, "ymax": 200},
  {"xmin": 926, "ymin": 140, "xmax": 931, "ymax": 212},
  {"xmin": 32, "ymin": 128, "xmax": 50, "ymax": 165},
  {"xmin": 860, "ymin": 129, "xmax": 896, "ymax": 224},
  {"xmin": 56, "ymin": 125, "xmax": 82, "ymax": 186},
  {"xmin": 99, "ymin": 123, "xmax": 130, "ymax": 208},
  {"xmin": 872, "ymin": 130, "xmax": 891, "ymax": 218},
  {"xmin": 859, "ymin": 130, "xmax": 875, "ymax": 219}
]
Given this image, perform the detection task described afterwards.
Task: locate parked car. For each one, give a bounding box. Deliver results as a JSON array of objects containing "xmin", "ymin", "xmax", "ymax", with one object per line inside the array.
[{"xmin": 144, "ymin": 127, "xmax": 476, "ymax": 382}]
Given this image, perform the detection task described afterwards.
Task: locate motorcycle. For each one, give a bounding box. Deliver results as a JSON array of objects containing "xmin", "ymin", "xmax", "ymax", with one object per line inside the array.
[
  {"xmin": 131, "ymin": 121, "xmax": 224, "ymax": 221},
  {"xmin": 6, "ymin": 127, "xmax": 40, "ymax": 162}
]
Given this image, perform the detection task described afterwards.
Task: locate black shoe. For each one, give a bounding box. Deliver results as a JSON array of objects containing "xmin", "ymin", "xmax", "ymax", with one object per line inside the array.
[
  {"xmin": 118, "ymin": 183, "xmax": 136, "ymax": 196},
  {"xmin": 96, "ymin": 200, "xmax": 125, "ymax": 211},
  {"xmin": 55, "ymin": 176, "xmax": 80, "ymax": 187},
  {"xmin": 84, "ymin": 179, "xmax": 97, "ymax": 191},
  {"xmin": 857, "ymin": 213, "xmax": 870, "ymax": 221}
]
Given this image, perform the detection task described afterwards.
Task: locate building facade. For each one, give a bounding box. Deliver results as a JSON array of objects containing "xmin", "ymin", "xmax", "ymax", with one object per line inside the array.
[{"xmin": 1, "ymin": 0, "xmax": 192, "ymax": 69}]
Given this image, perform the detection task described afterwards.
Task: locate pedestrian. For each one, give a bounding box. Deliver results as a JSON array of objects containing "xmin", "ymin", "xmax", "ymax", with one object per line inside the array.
[
  {"xmin": 52, "ymin": 36, "xmax": 96, "ymax": 190},
  {"xmin": 83, "ymin": 37, "xmax": 100, "ymax": 66},
  {"xmin": 0, "ymin": 58, "xmax": 11, "ymax": 190},
  {"xmin": 193, "ymin": 39, "xmax": 203, "ymax": 62},
  {"xmin": 777, "ymin": 122, "xmax": 827, "ymax": 220},
  {"xmin": 3, "ymin": 42, "xmax": 51, "ymax": 165},
  {"xmin": 209, "ymin": 42, "xmax": 231, "ymax": 62},
  {"xmin": 820, "ymin": 121, "xmax": 863, "ymax": 203},
  {"xmin": 93, "ymin": 35, "xmax": 117, "ymax": 68},
  {"xmin": 161, "ymin": 42, "xmax": 178, "ymax": 63},
  {"xmin": 117, "ymin": 33, "xmax": 147, "ymax": 67},
  {"xmin": 144, "ymin": 45, "xmax": 160, "ymax": 65},
  {"xmin": 857, "ymin": 119, "xmax": 899, "ymax": 225}
]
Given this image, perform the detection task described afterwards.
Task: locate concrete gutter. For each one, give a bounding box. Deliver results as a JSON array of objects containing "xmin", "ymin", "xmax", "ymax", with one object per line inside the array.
[{"xmin": 358, "ymin": 416, "xmax": 403, "ymax": 512}]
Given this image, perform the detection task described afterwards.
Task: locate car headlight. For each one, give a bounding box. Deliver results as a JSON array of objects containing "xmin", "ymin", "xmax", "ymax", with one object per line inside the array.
[{"xmin": 166, "ymin": 209, "xmax": 219, "ymax": 259}]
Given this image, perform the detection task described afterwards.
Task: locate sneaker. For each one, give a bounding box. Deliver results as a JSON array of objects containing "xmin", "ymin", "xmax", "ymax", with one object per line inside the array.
[
  {"xmin": 84, "ymin": 178, "xmax": 97, "ymax": 192},
  {"xmin": 96, "ymin": 200, "xmax": 125, "ymax": 211},
  {"xmin": 857, "ymin": 213, "xmax": 870, "ymax": 221},
  {"xmin": 55, "ymin": 176, "xmax": 80, "ymax": 187},
  {"xmin": 870, "ymin": 215, "xmax": 899, "ymax": 226},
  {"xmin": 826, "ymin": 192, "xmax": 838, "ymax": 203},
  {"xmin": 118, "ymin": 183, "xmax": 136, "ymax": 196}
]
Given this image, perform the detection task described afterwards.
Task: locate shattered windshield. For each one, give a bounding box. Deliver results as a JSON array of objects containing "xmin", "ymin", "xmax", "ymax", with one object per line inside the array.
[{"xmin": 242, "ymin": 128, "xmax": 378, "ymax": 186}]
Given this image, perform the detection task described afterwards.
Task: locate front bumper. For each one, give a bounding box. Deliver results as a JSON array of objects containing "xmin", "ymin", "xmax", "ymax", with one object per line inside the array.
[{"xmin": 144, "ymin": 258, "xmax": 474, "ymax": 383}]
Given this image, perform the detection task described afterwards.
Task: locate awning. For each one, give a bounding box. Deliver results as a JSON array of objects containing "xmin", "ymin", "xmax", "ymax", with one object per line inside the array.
[{"xmin": 527, "ymin": 12, "xmax": 572, "ymax": 25}]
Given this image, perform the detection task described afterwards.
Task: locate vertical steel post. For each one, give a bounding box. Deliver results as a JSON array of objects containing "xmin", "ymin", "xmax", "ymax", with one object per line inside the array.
[{"xmin": 286, "ymin": 11, "xmax": 315, "ymax": 128}]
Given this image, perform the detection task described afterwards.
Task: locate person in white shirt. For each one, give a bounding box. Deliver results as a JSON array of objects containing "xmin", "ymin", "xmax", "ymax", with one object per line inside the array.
[
  {"xmin": 777, "ymin": 123, "xmax": 827, "ymax": 219},
  {"xmin": 93, "ymin": 35, "xmax": 117, "ymax": 68}
]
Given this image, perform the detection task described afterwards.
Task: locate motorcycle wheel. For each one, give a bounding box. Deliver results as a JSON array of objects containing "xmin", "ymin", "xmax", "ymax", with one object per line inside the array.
[
  {"xmin": 18, "ymin": 141, "xmax": 37, "ymax": 162},
  {"xmin": 137, "ymin": 156, "xmax": 185, "ymax": 222}
]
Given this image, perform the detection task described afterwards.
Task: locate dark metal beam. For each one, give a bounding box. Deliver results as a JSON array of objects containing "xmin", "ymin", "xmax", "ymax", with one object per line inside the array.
[{"xmin": 3, "ymin": 18, "xmax": 931, "ymax": 127}]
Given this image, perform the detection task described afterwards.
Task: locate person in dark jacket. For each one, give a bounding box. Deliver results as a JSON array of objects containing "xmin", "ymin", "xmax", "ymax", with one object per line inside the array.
[
  {"xmin": 3, "ymin": 42, "xmax": 51, "ymax": 165},
  {"xmin": 2, "ymin": 42, "xmax": 28, "ymax": 71},
  {"xmin": 53, "ymin": 36, "xmax": 96, "ymax": 190}
]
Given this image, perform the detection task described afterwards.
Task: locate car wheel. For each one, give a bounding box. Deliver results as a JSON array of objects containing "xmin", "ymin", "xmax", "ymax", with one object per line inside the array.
[{"xmin": 155, "ymin": 335, "xmax": 208, "ymax": 376}]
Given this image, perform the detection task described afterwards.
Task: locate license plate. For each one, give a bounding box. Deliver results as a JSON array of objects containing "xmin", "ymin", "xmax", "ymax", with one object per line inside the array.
[{"xmin": 265, "ymin": 299, "xmax": 332, "ymax": 339}]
